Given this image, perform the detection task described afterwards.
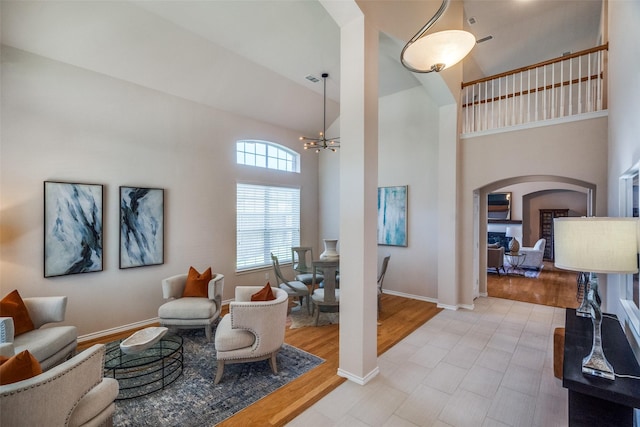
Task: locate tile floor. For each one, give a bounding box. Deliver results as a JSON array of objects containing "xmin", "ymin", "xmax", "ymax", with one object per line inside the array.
[{"xmin": 287, "ymin": 297, "xmax": 568, "ymax": 427}]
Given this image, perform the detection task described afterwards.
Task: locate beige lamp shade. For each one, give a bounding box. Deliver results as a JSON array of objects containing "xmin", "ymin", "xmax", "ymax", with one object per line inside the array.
[
  {"xmin": 553, "ymin": 217, "xmax": 639, "ymax": 274},
  {"xmin": 402, "ymin": 30, "xmax": 476, "ymax": 73}
]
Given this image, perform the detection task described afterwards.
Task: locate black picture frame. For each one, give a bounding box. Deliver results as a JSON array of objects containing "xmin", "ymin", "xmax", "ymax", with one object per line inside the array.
[
  {"xmin": 44, "ymin": 181, "xmax": 104, "ymax": 278},
  {"xmin": 119, "ymin": 186, "xmax": 164, "ymax": 269}
]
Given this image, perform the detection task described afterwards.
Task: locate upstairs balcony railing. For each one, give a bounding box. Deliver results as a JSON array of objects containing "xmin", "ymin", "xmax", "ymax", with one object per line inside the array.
[{"xmin": 461, "ymin": 44, "xmax": 608, "ymax": 134}]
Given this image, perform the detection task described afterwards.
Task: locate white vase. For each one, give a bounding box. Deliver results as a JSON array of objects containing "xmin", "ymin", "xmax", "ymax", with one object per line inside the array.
[{"xmin": 319, "ymin": 239, "xmax": 339, "ymax": 261}]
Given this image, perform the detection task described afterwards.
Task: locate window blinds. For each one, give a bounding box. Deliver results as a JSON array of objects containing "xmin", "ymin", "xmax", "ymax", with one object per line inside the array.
[{"xmin": 236, "ymin": 183, "xmax": 300, "ymax": 271}]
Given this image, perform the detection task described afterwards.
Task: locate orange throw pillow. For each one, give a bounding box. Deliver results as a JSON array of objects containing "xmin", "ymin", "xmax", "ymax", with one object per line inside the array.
[
  {"xmin": 251, "ymin": 282, "xmax": 276, "ymax": 301},
  {"xmin": 0, "ymin": 350, "xmax": 42, "ymax": 385},
  {"xmin": 182, "ymin": 266, "xmax": 213, "ymax": 298},
  {"xmin": 0, "ymin": 290, "xmax": 35, "ymax": 336}
]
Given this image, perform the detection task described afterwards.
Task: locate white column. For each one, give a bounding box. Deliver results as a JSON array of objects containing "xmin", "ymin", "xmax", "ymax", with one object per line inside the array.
[{"xmin": 335, "ymin": 12, "xmax": 379, "ymax": 384}]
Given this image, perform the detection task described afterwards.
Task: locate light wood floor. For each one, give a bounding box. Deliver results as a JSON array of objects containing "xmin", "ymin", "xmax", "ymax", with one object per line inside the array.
[
  {"xmin": 487, "ymin": 260, "xmax": 579, "ymax": 309},
  {"xmin": 79, "ymin": 294, "xmax": 442, "ymax": 426}
]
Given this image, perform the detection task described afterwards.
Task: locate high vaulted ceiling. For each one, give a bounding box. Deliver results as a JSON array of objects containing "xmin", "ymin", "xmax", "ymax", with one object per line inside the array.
[{"xmin": 1, "ymin": 0, "xmax": 603, "ymax": 138}]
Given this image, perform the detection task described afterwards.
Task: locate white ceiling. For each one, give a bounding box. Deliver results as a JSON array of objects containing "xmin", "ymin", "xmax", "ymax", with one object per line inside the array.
[
  {"xmin": 462, "ymin": 0, "xmax": 603, "ymax": 80},
  {"xmin": 1, "ymin": 0, "xmax": 603, "ymax": 137}
]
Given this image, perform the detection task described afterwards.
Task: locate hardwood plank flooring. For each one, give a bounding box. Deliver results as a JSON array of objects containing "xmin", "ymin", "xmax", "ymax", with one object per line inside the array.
[
  {"xmin": 487, "ymin": 261, "xmax": 579, "ymax": 309},
  {"xmin": 79, "ymin": 294, "xmax": 442, "ymax": 426}
]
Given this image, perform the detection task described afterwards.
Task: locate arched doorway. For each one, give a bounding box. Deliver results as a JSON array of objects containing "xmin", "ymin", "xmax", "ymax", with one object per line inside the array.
[{"xmin": 474, "ymin": 175, "xmax": 597, "ymax": 298}]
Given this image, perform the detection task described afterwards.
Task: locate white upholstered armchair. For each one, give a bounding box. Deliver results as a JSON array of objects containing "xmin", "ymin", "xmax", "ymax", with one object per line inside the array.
[
  {"xmin": 520, "ymin": 238, "xmax": 546, "ymax": 270},
  {"xmin": 213, "ymin": 286, "xmax": 288, "ymax": 384},
  {"xmin": 0, "ymin": 296, "xmax": 77, "ymax": 370},
  {"xmin": 158, "ymin": 273, "xmax": 224, "ymax": 342},
  {"xmin": 0, "ymin": 344, "xmax": 119, "ymax": 427}
]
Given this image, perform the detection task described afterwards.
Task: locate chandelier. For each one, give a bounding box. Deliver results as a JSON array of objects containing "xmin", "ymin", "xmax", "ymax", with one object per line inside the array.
[
  {"xmin": 401, "ymin": 0, "xmax": 475, "ymax": 73},
  {"xmin": 300, "ymin": 73, "xmax": 340, "ymax": 153}
]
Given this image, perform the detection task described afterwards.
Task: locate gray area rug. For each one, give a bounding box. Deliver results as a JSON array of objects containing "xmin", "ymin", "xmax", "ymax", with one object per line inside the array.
[
  {"xmin": 289, "ymin": 307, "xmax": 339, "ymax": 329},
  {"xmin": 112, "ymin": 329, "xmax": 324, "ymax": 426},
  {"xmin": 487, "ymin": 263, "xmax": 542, "ymax": 278}
]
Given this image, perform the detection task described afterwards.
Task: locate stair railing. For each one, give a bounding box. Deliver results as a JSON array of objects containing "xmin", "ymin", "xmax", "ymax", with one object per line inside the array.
[{"xmin": 461, "ymin": 44, "xmax": 608, "ymax": 134}]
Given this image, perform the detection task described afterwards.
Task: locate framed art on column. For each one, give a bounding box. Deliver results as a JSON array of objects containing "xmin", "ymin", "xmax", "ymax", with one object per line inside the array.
[
  {"xmin": 119, "ymin": 186, "xmax": 164, "ymax": 269},
  {"xmin": 44, "ymin": 181, "xmax": 104, "ymax": 277},
  {"xmin": 377, "ymin": 185, "xmax": 408, "ymax": 247}
]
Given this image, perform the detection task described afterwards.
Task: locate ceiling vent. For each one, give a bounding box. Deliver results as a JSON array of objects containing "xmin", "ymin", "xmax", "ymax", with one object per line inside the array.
[
  {"xmin": 467, "ymin": 17, "xmax": 476, "ymax": 25},
  {"xmin": 476, "ymin": 35, "xmax": 493, "ymax": 44},
  {"xmin": 305, "ymin": 74, "xmax": 320, "ymax": 83}
]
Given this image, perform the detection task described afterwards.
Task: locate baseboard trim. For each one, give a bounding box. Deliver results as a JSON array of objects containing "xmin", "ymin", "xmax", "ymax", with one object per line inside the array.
[
  {"xmin": 383, "ymin": 289, "xmax": 477, "ymax": 311},
  {"xmin": 383, "ymin": 289, "xmax": 438, "ymax": 304},
  {"xmin": 337, "ymin": 366, "xmax": 380, "ymax": 385},
  {"xmin": 78, "ymin": 317, "xmax": 159, "ymax": 343},
  {"xmin": 436, "ymin": 303, "xmax": 459, "ymax": 310}
]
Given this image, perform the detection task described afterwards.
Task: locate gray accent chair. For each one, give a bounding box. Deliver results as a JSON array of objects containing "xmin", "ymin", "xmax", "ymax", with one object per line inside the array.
[
  {"xmin": 0, "ymin": 296, "xmax": 77, "ymax": 370},
  {"xmin": 158, "ymin": 273, "xmax": 224, "ymax": 342},
  {"xmin": 0, "ymin": 344, "xmax": 119, "ymax": 427},
  {"xmin": 213, "ymin": 286, "xmax": 288, "ymax": 384},
  {"xmin": 487, "ymin": 244, "xmax": 506, "ymax": 275}
]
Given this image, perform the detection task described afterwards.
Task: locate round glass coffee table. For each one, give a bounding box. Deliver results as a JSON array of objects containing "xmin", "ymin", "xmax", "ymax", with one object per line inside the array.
[{"xmin": 104, "ymin": 333, "xmax": 183, "ymax": 400}]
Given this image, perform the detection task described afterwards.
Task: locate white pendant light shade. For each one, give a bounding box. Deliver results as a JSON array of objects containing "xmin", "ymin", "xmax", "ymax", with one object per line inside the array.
[{"xmin": 402, "ymin": 30, "xmax": 476, "ymax": 73}]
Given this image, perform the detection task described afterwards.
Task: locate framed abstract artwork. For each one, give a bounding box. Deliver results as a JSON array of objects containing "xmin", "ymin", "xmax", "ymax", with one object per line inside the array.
[
  {"xmin": 44, "ymin": 181, "xmax": 104, "ymax": 277},
  {"xmin": 119, "ymin": 186, "xmax": 164, "ymax": 269},
  {"xmin": 377, "ymin": 185, "xmax": 408, "ymax": 247}
]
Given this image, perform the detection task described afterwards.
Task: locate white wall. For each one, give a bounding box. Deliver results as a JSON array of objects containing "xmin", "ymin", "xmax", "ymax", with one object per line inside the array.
[
  {"xmin": 606, "ymin": 0, "xmax": 640, "ymax": 357},
  {"xmin": 461, "ymin": 116, "xmax": 609, "ymax": 305},
  {"xmin": 522, "ymin": 189, "xmax": 588, "ymax": 245},
  {"xmin": 378, "ymin": 87, "xmax": 440, "ymax": 299},
  {"xmin": 319, "ymin": 86, "xmax": 440, "ymax": 300},
  {"xmin": 0, "ymin": 47, "xmax": 319, "ymax": 337}
]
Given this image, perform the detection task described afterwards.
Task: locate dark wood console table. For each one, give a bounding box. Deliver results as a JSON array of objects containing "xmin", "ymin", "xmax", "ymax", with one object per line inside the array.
[{"xmin": 563, "ymin": 308, "xmax": 640, "ymax": 426}]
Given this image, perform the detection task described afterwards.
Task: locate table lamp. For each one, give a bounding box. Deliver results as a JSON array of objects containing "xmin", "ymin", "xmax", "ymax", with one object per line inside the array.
[
  {"xmin": 553, "ymin": 217, "xmax": 639, "ymax": 380},
  {"xmin": 505, "ymin": 226, "xmax": 519, "ymax": 253}
]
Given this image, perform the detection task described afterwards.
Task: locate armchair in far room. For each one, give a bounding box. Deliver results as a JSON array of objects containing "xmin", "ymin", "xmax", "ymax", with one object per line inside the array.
[
  {"xmin": 487, "ymin": 244, "xmax": 505, "ymax": 275},
  {"xmin": 520, "ymin": 238, "xmax": 546, "ymax": 270}
]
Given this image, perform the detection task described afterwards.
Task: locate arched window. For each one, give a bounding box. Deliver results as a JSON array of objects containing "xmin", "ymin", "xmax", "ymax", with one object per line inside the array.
[{"xmin": 236, "ymin": 140, "xmax": 299, "ymax": 173}]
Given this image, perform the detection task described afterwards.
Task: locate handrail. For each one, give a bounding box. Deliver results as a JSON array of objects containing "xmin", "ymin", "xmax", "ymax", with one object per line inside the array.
[
  {"xmin": 462, "ymin": 73, "xmax": 602, "ymax": 108},
  {"xmin": 462, "ymin": 43, "xmax": 608, "ymax": 89}
]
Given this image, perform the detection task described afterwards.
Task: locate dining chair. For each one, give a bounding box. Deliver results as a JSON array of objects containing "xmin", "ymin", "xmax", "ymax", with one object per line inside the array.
[
  {"xmin": 310, "ymin": 260, "xmax": 340, "ymax": 326},
  {"xmin": 271, "ymin": 253, "xmax": 311, "ymax": 314},
  {"xmin": 377, "ymin": 256, "xmax": 391, "ymax": 316},
  {"xmin": 291, "ymin": 247, "xmax": 323, "ymax": 286}
]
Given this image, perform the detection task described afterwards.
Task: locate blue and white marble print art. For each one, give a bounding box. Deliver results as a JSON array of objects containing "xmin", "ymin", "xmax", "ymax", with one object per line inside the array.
[
  {"xmin": 44, "ymin": 182, "xmax": 103, "ymax": 277},
  {"xmin": 377, "ymin": 186, "xmax": 408, "ymax": 247},
  {"xmin": 120, "ymin": 187, "xmax": 164, "ymax": 268}
]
